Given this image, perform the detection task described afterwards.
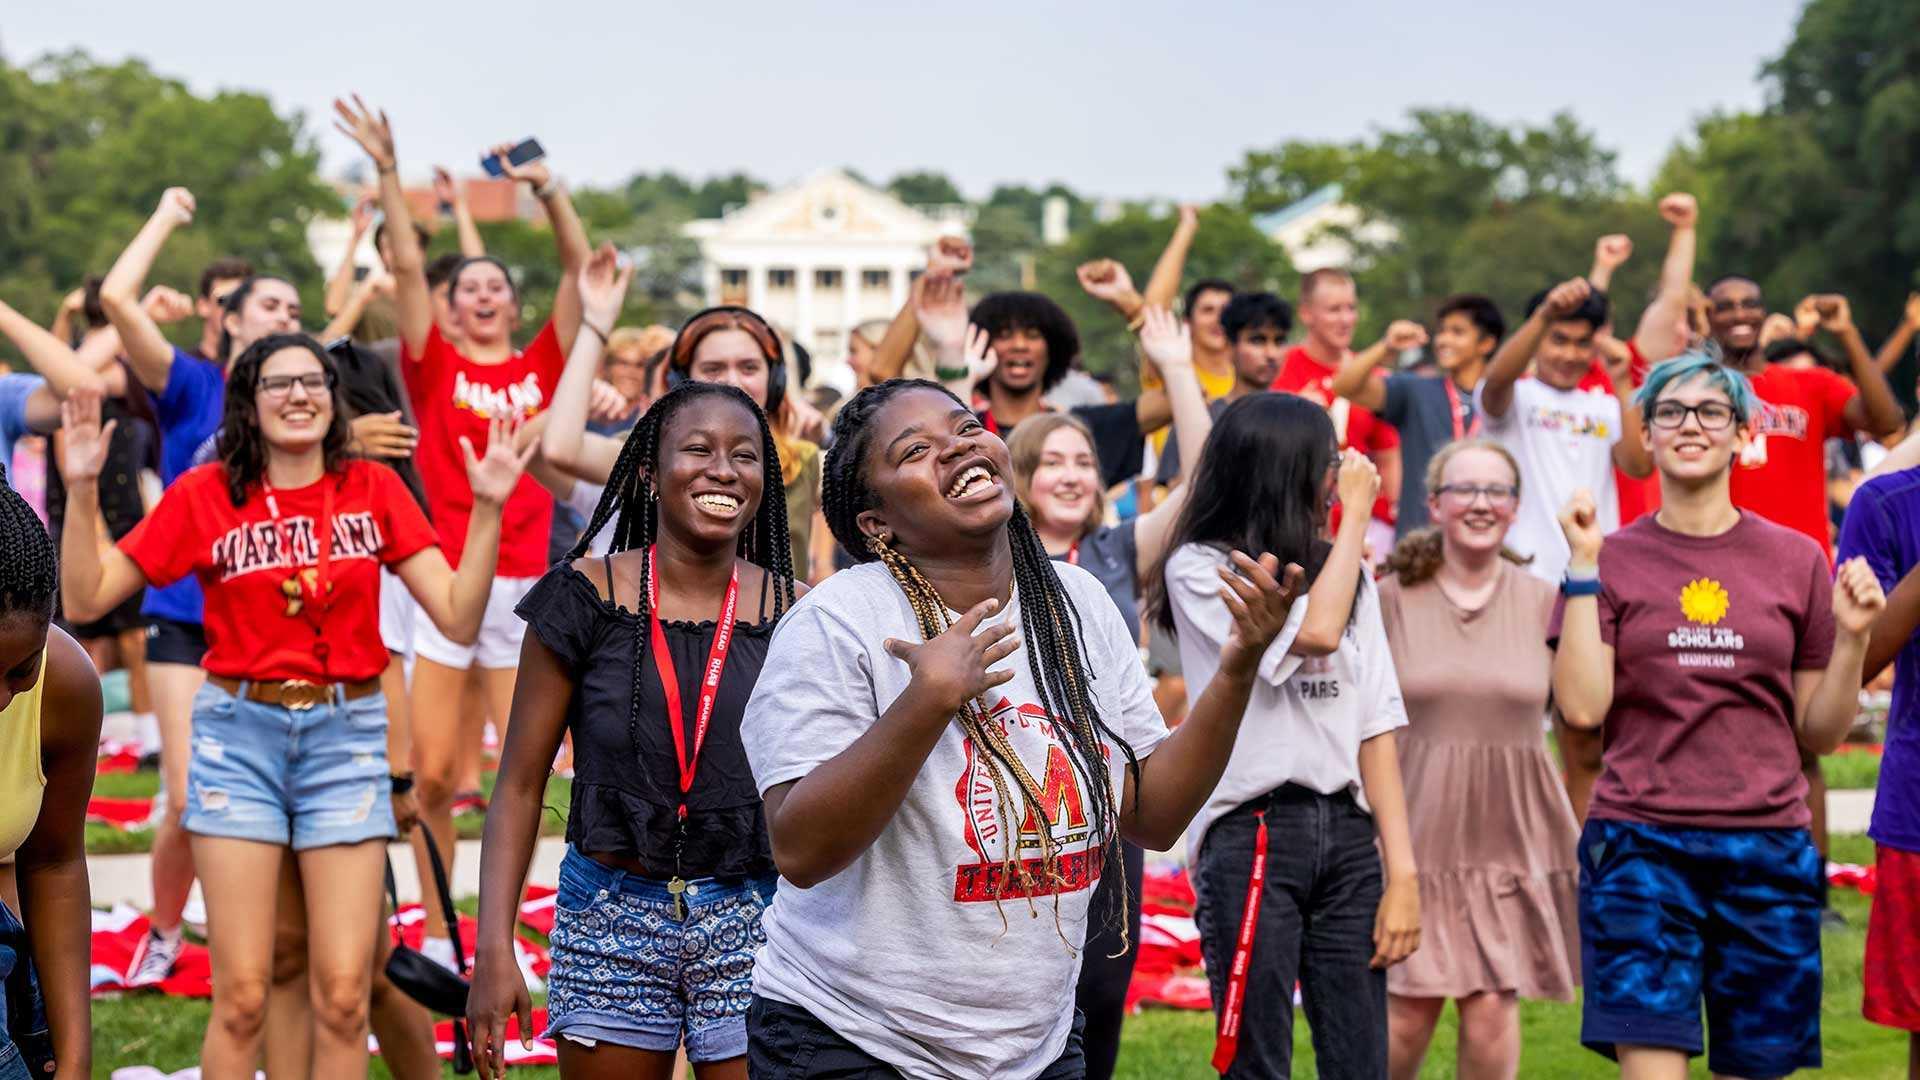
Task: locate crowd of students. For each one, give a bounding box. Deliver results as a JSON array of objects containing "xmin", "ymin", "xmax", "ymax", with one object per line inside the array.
[{"xmin": 0, "ymin": 97, "xmax": 1915, "ymax": 1080}]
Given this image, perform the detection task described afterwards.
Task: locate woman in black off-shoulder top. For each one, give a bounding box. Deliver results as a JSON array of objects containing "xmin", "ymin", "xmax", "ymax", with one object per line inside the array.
[{"xmin": 467, "ymin": 380, "xmax": 801, "ymax": 1078}]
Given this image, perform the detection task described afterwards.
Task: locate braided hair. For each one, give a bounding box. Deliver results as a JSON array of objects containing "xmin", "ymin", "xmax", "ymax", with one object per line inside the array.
[
  {"xmin": 822, "ymin": 378, "xmax": 1138, "ymax": 943},
  {"xmin": 0, "ymin": 466, "xmax": 58, "ymax": 626},
  {"xmin": 566, "ymin": 381, "xmax": 796, "ymax": 802}
]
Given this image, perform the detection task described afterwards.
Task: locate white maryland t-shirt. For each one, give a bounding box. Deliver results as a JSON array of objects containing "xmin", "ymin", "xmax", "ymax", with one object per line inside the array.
[
  {"xmin": 1165, "ymin": 544, "xmax": 1406, "ymax": 861},
  {"xmin": 742, "ymin": 560, "xmax": 1170, "ymax": 1080},
  {"xmin": 1477, "ymin": 378, "xmax": 1623, "ymax": 582}
]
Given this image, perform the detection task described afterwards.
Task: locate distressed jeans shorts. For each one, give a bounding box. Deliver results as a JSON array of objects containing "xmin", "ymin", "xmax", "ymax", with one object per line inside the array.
[{"xmin": 182, "ymin": 680, "xmax": 396, "ymax": 850}]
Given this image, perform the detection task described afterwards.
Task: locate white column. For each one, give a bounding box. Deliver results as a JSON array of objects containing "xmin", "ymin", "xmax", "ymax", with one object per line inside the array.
[
  {"xmin": 702, "ymin": 262, "xmax": 721, "ymax": 307},
  {"xmin": 747, "ymin": 263, "xmax": 767, "ymax": 314},
  {"xmin": 888, "ymin": 260, "xmax": 911, "ymax": 313},
  {"xmin": 842, "ymin": 262, "xmax": 860, "ymax": 336},
  {"xmin": 794, "ymin": 262, "xmax": 816, "ymax": 352}
]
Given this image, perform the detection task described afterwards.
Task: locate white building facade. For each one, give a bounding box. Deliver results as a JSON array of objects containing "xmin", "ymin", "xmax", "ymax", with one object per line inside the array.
[{"xmin": 684, "ymin": 169, "xmax": 968, "ymax": 373}]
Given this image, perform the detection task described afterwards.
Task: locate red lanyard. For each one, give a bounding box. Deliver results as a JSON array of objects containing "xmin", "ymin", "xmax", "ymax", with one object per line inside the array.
[
  {"xmin": 645, "ymin": 545, "xmax": 740, "ymax": 820},
  {"xmin": 264, "ymin": 478, "xmax": 336, "ymax": 676},
  {"xmin": 973, "ymin": 397, "xmax": 1000, "ymax": 437},
  {"xmin": 1444, "ymin": 378, "xmax": 1480, "ymax": 440},
  {"xmin": 1211, "ymin": 809, "xmax": 1267, "ymax": 1073},
  {"xmin": 1064, "ymin": 540, "xmax": 1080, "ymax": 566}
]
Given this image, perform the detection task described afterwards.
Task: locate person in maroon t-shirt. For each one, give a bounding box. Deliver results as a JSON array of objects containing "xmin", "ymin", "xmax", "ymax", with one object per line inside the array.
[
  {"xmin": 340, "ymin": 96, "xmax": 592, "ymax": 962},
  {"xmin": 1270, "ymin": 268, "xmax": 1402, "ymax": 556},
  {"xmin": 57, "ymin": 334, "xmax": 530, "ymax": 1076}
]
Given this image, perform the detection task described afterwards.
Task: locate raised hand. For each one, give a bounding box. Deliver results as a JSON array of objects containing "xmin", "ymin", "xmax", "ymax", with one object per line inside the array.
[
  {"xmin": 1382, "ymin": 319, "xmax": 1430, "ymax": 354},
  {"xmin": 351, "ymin": 193, "xmax": 377, "ymax": 235},
  {"xmin": 1658, "ymin": 192, "xmax": 1698, "ymax": 229},
  {"xmin": 883, "ymin": 597, "xmax": 1021, "ymax": 717},
  {"xmin": 1558, "ymin": 489, "xmax": 1604, "ymax": 567},
  {"xmin": 58, "ymin": 289, "xmax": 86, "ymax": 317},
  {"xmin": 461, "ymin": 416, "xmax": 537, "ymax": 506},
  {"xmin": 1138, "ymin": 307, "xmax": 1192, "ymax": 371},
  {"xmin": 432, "ymin": 165, "xmax": 459, "ymax": 208},
  {"xmin": 466, "ymin": 948, "xmax": 534, "ymax": 1080},
  {"xmin": 486, "ymin": 141, "xmax": 551, "ymax": 191},
  {"xmin": 1759, "ymin": 313, "xmax": 1798, "ymax": 349},
  {"xmin": 957, "ymin": 324, "xmax": 998, "ymax": 387},
  {"xmin": 1593, "ymin": 331, "xmax": 1634, "ymax": 384},
  {"xmin": 1833, "ymin": 556, "xmax": 1887, "ymax": 638},
  {"xmin": 141, "ymin": 285, "xmax": 195, "ymax": 325},
  {"xmin": 1813, "ymin": 294, "xmax": 1854, "ymax": 335},
  {"xmin": 153, "ymin": 187, "xmax": 196, "ymax": 228},
  {"xmin": 1593, "ymin": 234, "xmax": 1633, "ymax": 271},
  {"xmin": 1177, "ymin": 203, "xmax": 1201, "ymax": 229},
  {"xmin": 578, "ymin": 242, "xmax": 634, "ymax": 331},
  {"xmin": 927, "ymin": 236, "xmax": 973, "ymax": 277},
  {"xmin": 1793, "ymin": 295, "xmax": 1821, "ymax": 338},
  {"xmin": 784, "ymin": 395, "xmax": 827, "ymax": 444},
  {"xmin": 1336, "ymin": 449, "xmax": 1381, "ymax": 517},
  {"xmin": 349, "ymin": 411, "xmax": 419, "ymax": 460},
  {"xmin": 1542, "ymin": 277, "xmax": 1594, "ymax": 319},
  {"xmin": 1075, "ymin": 258, "xmax": 1136, "ymax": 304},
  {"xmin": 915, "ymin": 273, "xmax": 968, "ymax": 353},
  {"xmin": 332, "ymin": 94, "xmax": 395, "ymax": 170},
  {"xmin": 1215, "ymin": 552, "xmax": 1305, "ymax": 677},
  {"xmin": 590, "ymin": 378, "xmax": 636, "ymax": 423},
  {"xmin": 59, "ymin": 391, "xmax": 117, "ymax": 484}
]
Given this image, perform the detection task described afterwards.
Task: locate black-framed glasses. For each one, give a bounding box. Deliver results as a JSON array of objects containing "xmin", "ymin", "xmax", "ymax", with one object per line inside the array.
[
  {"xmin": 1434, "ymin": 483, "xmax": 1518, "ymax": 507},
  {"xmin": 1648, "ymin": 400, "xmax": 1736, "ymax": 430},
  {"xmin": 258, "ymin": 372, "xmax": 336, "ymax": 400}
]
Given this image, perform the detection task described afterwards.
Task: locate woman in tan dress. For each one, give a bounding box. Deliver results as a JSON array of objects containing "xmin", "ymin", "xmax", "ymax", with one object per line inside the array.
[{"xmin": 1378, "ymin": 439, "xmax": 1580, "ymax": 1080}]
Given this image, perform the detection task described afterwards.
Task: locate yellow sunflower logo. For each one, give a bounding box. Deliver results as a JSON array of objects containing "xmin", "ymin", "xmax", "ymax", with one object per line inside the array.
[{"xmin": 1679, "ymin": 578, "xmax": 1731, "ymax": 626}]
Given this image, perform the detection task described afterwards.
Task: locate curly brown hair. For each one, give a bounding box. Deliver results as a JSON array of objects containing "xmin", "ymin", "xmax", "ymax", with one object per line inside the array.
[{"xmin": 215, "ymin": 334, "xmax": 354, "ymax": 506}]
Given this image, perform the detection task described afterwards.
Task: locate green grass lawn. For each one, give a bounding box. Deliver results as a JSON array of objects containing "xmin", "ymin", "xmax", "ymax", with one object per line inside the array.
[{"xmin": 89, "ymin": 834, "xmax": 1910, "ymax": 1078}]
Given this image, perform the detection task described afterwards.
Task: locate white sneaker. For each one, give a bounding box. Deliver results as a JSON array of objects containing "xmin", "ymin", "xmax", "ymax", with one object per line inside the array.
[
  {"xmin": 128, "ymin": 926, "xmax": 185, "ymax": 987},
  {"xmin": 419, "ymin": 935, "xmax": 463, "ymax": 974}
]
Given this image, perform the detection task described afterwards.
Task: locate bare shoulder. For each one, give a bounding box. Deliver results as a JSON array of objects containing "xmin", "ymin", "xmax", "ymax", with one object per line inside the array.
[{"xmin": 40, "ymin": 626, "xmax": 103, "ymax": 758}]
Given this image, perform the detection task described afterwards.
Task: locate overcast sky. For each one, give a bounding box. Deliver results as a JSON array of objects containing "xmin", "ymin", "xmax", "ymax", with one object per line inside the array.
[{"xmin": 5, "ymin": 1, "xmax": 1804, "ymax": 202}]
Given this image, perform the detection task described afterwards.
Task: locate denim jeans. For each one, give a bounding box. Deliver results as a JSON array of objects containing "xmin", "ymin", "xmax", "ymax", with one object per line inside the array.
[
  {"xmin": 0, "ymin": 902, "xmax": 40, "ymax": 1080},
  {"xmin": 1193, "ymin": 784, "xmax": 1387, "ymax": 1079}
]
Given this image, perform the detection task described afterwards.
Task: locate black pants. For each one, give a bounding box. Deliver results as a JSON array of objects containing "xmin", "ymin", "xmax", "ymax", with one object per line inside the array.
[
  {"xmin": 1192, "ymin": 784, "xmax": 1387, "ymax": 1079},
  {"xmin": 747, "ymin": 996, "xmax": 1087, "ymax": 1078},
  {"xmin": 1073, "ymin": 842, "xmax": 1144, "ymax": 1080}
]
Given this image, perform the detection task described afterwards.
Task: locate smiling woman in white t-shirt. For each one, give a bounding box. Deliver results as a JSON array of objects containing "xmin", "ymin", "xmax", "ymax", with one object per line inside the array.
[{"xmin": 740, "ymin": 378, "xmax": 1300, "ymax": 1080}]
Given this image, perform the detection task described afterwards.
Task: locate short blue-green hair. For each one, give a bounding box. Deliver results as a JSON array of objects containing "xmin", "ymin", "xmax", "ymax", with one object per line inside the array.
[{"xmin": 1633, "ymin": 351, "xmax": 1757, "ymax": 423}]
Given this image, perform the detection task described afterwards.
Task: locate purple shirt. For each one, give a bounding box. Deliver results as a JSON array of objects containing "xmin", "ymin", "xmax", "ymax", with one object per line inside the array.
[{"xmin": 1837, "ymin": 466, "xmax": 1920, "ymax": 853}]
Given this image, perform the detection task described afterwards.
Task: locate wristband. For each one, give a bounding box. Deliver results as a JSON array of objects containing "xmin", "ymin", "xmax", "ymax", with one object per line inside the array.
[
  {"xmin": 1125, "ymin": 312, "xmax": 1148, "ymax": 334},
  {"xmin": 935, "ymin": 367, "xmax": 971, "ymax": 383},
  {"xmin": 1560, "ymin": 574, "xmax": 1602, "ymax": 598},
  {"xmin": 534, "ymin": 178, "xmax": 562, "ymax": 200},
  {"xmin": 389, "ymin": 773, "xmax": 416, "ymax": 795},
  {"xmin": 584, "ymin": 320, "xmax": 610, "ymax": 346}
]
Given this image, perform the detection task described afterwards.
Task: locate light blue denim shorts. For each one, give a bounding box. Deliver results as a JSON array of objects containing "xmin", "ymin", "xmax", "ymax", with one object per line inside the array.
[{"xmin": 182, "ymin": 681, "xmax": 395, "ymax": 850}]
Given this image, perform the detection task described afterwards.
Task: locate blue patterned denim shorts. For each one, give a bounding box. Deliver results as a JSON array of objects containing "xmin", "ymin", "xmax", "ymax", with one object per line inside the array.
[{"xmin": 544, "ymin": 846, "xmax": 774, "ymax": 1061}]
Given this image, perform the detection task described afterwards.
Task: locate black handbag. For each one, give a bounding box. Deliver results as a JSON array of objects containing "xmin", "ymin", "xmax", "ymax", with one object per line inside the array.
[{"xmin": 384, "ymin": 828, "xmax": 474, "ymax": 1074}]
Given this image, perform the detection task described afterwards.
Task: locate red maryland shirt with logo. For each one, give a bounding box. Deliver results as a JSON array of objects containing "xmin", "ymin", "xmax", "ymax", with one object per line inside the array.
[
  {"xmin": 119, "ymin": 461, "xmax": 438, "ymax": 682},
  {"xmin": 404, "ymin": 323, "xmax": 565, "ymax": 576},
  {"xmin": 1728, "ymin": 364, "xmax": 1857, "ymax": 559}
]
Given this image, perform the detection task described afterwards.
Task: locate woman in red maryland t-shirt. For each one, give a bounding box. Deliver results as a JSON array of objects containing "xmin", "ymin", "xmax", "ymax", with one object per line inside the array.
[
  {"xmin": 340, "ymin": 96, "xmax": 592, "ymax": 957},
  {"xmin": 58, "ymin": 333, "xmax": 530, "ymax": 1075}
]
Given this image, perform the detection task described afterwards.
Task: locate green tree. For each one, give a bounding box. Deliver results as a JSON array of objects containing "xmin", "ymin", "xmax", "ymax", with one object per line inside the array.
[
  {"xmin": 0, "ymin": 51, "xmax": 336, "ymax": 362},
  {"xmin": 886, "ymin": 170, "xmax": 964, "ymax": 206}
]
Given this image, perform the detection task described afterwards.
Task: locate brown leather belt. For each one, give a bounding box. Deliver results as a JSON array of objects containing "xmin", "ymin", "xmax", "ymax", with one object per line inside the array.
[{"xmin": 208, "ymin": 675, "xmax": 381, "ymax": 711}]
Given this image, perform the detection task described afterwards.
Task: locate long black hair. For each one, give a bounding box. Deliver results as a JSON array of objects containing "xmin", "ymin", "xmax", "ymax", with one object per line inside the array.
[
  {"xmin": 568, "ymin": 380, "xmax": 797, "ymax": 794},
  {"xmin": 1147, "ymin": 392, "xmax": 1339, "ymax": 634},
  {"xmin": 215, "ymin": 333, "xmax": 354, "ymax": 507},
  {"xmin": 0, "ymin": 466, "xmax": 57, "ymax": 626},
  {"xmin": 821, "ymin": 378, "xmax": 1136, "ymax": 938}
]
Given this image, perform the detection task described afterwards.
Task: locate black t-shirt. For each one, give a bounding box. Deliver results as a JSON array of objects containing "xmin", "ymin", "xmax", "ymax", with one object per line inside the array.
[
  {"xmin": 1153, "ymin": 397, "xmax": 1234, "ymax": 485},
  {"xmin": 516, "ymin": 560, "xmax": 779, "ymax": 881},
  {"xmin": 328, "ymin": 337, "xmax": 431, "ymax": 513}
]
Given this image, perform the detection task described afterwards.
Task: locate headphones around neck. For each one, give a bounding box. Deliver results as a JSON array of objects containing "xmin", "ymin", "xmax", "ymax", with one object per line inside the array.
[{"xmin": 664, "ymin": 305, "xmax": 787, "ymax": 419}]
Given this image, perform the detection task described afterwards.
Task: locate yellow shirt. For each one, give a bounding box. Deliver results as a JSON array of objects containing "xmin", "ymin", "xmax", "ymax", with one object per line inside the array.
[
  {"xmin": 0, "ymin": 655, "xmax": 48, "ymax": 863},
  {"xmin": 1143, "ymin": 362, "xmax": 1237, "ymax": 454}
]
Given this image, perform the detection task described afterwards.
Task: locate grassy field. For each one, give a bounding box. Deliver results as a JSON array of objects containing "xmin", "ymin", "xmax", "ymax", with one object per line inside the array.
[{"xmin": 89, "ymin": 834, "xmax": 1910, "ymax": 1078}]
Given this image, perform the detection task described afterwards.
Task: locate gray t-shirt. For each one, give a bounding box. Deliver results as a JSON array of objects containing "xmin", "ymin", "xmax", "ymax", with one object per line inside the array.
[
  {"xmin": 742, "ymin": 560, "xmax": 1170, "ymax": 1079},
  {"xmin": 1379, "ymin": 373, "xmax": 1479, "ymax": 536},
  {"xmin": 1055, "ymin": 521, "xmax": 1140, "ymax": 642}
]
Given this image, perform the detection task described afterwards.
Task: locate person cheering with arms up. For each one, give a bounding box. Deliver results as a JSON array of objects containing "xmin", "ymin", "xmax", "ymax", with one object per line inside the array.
[{"xmin": 1551, "ymin": 354, "xmax": 1884, "ymax": 1079}]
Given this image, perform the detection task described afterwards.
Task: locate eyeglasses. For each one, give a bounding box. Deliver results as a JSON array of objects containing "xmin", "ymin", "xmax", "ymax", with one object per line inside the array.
[
  {"xmin": 258, "ymin": 372, "xmax": 335, "ymax": 400},
  {"xmin": 1433, "ymin": 483, "xmax": 1519, "ymax": 507},
  {"xmin": 1648, "ymin": 401, "xmax": 1736, "ymax": 430}
]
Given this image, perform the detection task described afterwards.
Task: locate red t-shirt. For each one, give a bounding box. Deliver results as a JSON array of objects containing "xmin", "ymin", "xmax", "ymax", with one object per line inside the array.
[
  {"xmin": 1548, "ymin": 512, "xmax": 1835, "ymax": 829},
  {"xmin": 1578, "ymin": 340, "xmax": 1660, "ymax": 524},
  {"xmin": 403, "ymin": 323, "xmax": 565, "ymax": 576},
  {"xmin": 1728, "ymin": 364, "xmax": 1857, "ymax": 558},
  {"xmin": 120, "ymin": 460, "xmax": 438, "ymax": 682},
  {"xmin": 1272, "ymin": 347, "xmax": 1399, "ymax": 524}
]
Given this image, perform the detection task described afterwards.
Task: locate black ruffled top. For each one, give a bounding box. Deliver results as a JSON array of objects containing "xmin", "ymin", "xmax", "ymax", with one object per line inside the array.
[{"xmin": 515, "ymin": 562, "xmax": 777, "ymax": 881}]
